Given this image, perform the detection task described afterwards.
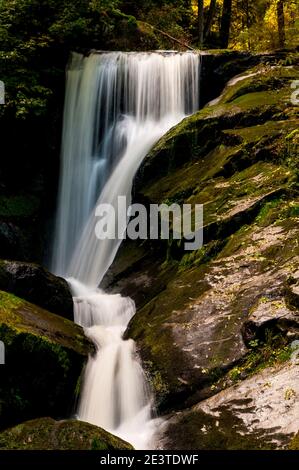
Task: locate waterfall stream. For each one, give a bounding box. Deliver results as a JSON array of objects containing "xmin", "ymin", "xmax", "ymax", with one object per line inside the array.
[{"xmin": 52, "ymin": 51, "xmax": 200, "ymax": 449}]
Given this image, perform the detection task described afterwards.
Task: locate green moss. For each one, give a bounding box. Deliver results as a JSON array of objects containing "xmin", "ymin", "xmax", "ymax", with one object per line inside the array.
[
  {"xmin": 220, "ymin": 196, "xmax": 299, "ymax": 260},
  {"xmin": 230, "ymin": 90, "xmax": 280, "ymax": 109},
  {"xmin": 226, "ymin": 120, "xmax": 296, "ymax": 144},
  {"xmin": 0, "ymin": 290, "xmax": 23, "ymax": 313},
  {"xmin": 114, "ymin": 59, "xmax": 299, "ymax": 412},
  {"xmin": 91, "ymin": 438, "xmax": 109, "ymax": 450},
  {"xmin": 178, "ymin": 240, "xmax": 226, "ymax": 271},
  {"xmin": 288, "ymin": 204, "xmax": 299, "ymax": 217},
  {"xmin": 0, "ymin": 290, "xmax": 93, "ymax": 429},
  {"xmin": 0, "ymin": 290, "xmax": 91, "ymax": 355},
  {"xmin": 144, "ymin": 361, "xmax": 169, "ymax": 397},
  {"xmin": 289, "ymin": 432, "xmax": 299, "ymax": 450},
  {"xmin": 227, "ymin": 330, "xmax": 292, "ymax": 384},
  {"xmin": 163, "ymin": 187, "xmax": 194, "ymax": 206},
  {"xmin": 0, "ymin": 418, "xmax": 133, "ymax": 450},
  {"xmin": 217, "ymin": 64, "xmax": 299, "ymax": 105},
  {"xmin": 165, "ymin": 408, "xmax": 277, "ymax": 450},
  {"xmin": 255, "ymin": 198, "xmax": 283, "ymax": 225}
]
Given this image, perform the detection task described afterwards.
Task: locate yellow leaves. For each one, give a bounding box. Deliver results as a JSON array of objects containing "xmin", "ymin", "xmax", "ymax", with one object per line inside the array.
[
  {"xmin": 264, "ymin": 0, "xmax": 299, "ymax": 30},
  {"xmin": 264, "ymin": 2, "xmax": 277, "ymax": 30},
  {"xmin": 191, "ymin": 0, "xmax": 223, "ymax": 14}
]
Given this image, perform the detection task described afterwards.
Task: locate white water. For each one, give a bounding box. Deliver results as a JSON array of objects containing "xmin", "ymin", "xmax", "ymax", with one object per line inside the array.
[{"xmin": 52, "ymin": 51, "xmax": 200, "ymax": 449}]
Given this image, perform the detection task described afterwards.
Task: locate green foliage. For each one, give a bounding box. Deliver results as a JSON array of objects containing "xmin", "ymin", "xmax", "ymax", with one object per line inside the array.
[
  {"xmin": 0, "ymin": 418, "xmax": 133, "ymax": 450},
  {"xmin": 255, "ymin": 198, "xmax": 283, "ymax": 225},
  {"xmin": 141, "ymin": 1, "xmax": 192, "ymax": 46},
  {"xmin": 228, "ymin": 329, "xmax": 292, "ymax": 383},
  {"xmin": 0, "ymin": 0, "xmax": 131, "ymax": 119},
  {"xmin": 211, "ymin": 0, "xmax": 299, "ymax": 51}
]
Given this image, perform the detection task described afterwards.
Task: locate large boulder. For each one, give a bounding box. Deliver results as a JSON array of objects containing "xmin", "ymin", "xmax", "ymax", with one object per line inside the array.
[
  {"xmin": 199, "ymin": 50, "xmax": 290, "ymax": 107},
  {"xmin": 0, "ymin": 417, "xmax": 133, "ymax": 450},
  {"xmin": 0, "ymin": 260, "xmax": 73, "ymax": 320},
  {"xmin": 159, "ymin": 360, "xmax": 299, "ymax": 449},
  {"xmin": 103, "ymin": 58, "xmax": 299, "ymax": 413},
  {"xmin": 0, "ymin": 290, "xmax": 93, "ymax": 430}
]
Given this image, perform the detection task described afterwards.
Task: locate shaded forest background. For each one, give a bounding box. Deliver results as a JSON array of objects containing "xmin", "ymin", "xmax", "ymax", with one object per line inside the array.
[{"xmin": 0, "ymin": 0, "xmax": 298, "ymax": 119}]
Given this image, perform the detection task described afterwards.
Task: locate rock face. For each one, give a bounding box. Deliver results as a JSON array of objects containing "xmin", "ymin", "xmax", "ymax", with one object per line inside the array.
[
  {"xmin": 103, "ymin": 51, "xmax": 299, "ymax": 445},
  {"xmin": 285, "ymin": 278, "xmax": 299, "ymax": 310},
  {"xmin": 0, "ymin": 260, "xmax": 73, "ymax": 320},
  {"xmin": 0, "ymin": 417, "xmax": 133, "ymax": 450},
  {"xmin": 159, "ymin": 360, "xmax": 299, "ymax": 450},
  {"xmin": 199, "ymin": 50, "xmax": 290, "ymax": 107},
  {"xmin": 0, "ymin": 290, "xmax": 93, "ymax": 430}
]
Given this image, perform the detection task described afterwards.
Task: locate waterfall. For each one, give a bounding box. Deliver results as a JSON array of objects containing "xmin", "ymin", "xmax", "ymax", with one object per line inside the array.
[{"xmin": 52, "ymin": 51, "xmax": 200, "ymax": 449}]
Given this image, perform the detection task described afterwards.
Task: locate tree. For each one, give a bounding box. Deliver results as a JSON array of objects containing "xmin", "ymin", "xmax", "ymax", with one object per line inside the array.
[
  {"xmin": 204, "ymin": 0, "xmax": 217, "ymax": 39},
  {"xmin": 277, "ymin": 0, "xmax": 286, "ymax": 48},
  {"xmin": 197, "ymin": 0, "xmax": 204, "ymax": 47},
  {"xmin": 220, "ymin": 0, "xmax": 232, "ymax": 48}
]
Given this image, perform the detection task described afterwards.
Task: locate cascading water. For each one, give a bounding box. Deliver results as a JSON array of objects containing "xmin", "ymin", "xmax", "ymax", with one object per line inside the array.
[{"xmin": 52, "ymin": 51, "xmax": 200, "ymax": 449}]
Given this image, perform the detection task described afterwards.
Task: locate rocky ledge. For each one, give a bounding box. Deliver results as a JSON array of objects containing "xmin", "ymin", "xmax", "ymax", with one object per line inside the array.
[
  {"xmin": 0, "ymin": 260, "xmax": 73, "ymax": 319},
  {"xmin": 103, "ymin": 52, "xmax": 299, "ymax": 448},
  {"xmin": 0, "ymin": 417, "xmax": 133, "ymax": 450},
  {"xmin": 0, "ymin": 290, "xmax": 93, "ymax": 430}
]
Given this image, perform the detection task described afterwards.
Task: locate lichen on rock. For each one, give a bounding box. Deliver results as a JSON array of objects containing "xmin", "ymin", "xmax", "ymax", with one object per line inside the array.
[
  {"xmin": 104, "ymin": 55, "xmax": 299, "ymax": 433},
  {"xmin": 0, "ymin": 417, "xmax": 133, "ymax": 450}
]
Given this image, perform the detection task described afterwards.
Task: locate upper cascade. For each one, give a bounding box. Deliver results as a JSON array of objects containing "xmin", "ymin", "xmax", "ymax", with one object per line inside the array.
[{"xmin": 52, "ymin": 51, "xmax": 200, "ymax": 286}]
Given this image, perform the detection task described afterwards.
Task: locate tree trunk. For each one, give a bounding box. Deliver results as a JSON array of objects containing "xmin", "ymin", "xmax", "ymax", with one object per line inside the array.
[
  {"xmin": 198, "ymin": 0, "xmax": 204, "ymax": 47},
  {"xmin": 245, "ymin": 0, "xmax": 251, "ymax": 50},
  {"xmin": 204, "ymin": 0, "xmax": 217, "ymax": 38},
  {"xmin": 220, "ymin": 0, "xmax": 232, "ymax": 48},
  {"xmin": 277, "ymin": 0, "xmax": 286, "ymax": 48}
]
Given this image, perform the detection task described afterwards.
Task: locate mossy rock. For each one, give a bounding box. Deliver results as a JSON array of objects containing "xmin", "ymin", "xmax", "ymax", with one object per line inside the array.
[
  {"xmin": 164, "ymin": 409, "xmax": 277, "ymax": 450},
  {"xmin": 289, "ymin": 432, "xmax": 299, "ymax": 450},
  {"xmin": 162, "ymin": 360, "xmax": 299, "ymax": 450},
  {"xmin": 125, "ymin": 195, "xmax": 299, "ymax": 411},
  {"xmin": 0, "ymin": 259, "xmax": 73, "ymax": 319},
  {"xmin": 134, "ymin": 61, "xmax": 299, "ymax": 193},
  {"xmin": 0, "ymin": 290, "xmax": 94, "ymax": 430},
  {"xmin": 0, "ymin": 417, "xmax": 133, "ymax": 450},
  {"xmin": 104, "ymin": 56, "xmax": 299, "ymax": 411}
]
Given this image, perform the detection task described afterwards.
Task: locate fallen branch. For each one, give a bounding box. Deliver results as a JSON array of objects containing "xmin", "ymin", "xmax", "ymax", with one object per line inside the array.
[{"xmin": 141, "ymin": 22, "xmax": 196, "ymax": 51}]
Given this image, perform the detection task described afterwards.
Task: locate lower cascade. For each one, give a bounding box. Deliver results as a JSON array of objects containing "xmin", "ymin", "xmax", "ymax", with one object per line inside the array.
[
  {"xmin": 52, "ymin": 51, "xmax": 200, "ymax": 448},
  {"xmin": 69, "ymin": 279, "xmax": 155, "ymax": 449}
]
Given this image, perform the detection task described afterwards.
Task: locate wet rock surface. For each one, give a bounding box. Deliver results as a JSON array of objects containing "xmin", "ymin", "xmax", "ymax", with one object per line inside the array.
[
  {"xmin": 159, "ymin": 360, "xmax": 299, "ymax": 449},
  {"xmin": 0, "ymin": 290, "xmax": 93, "ymax": 430},
  {"xmin": 0, "ymin": 259, "xmax": 73, "ymax": 319},
  {"xmin": 103, "ymin": 56, "xmax": 299, "ymax": 448},
  {"xmin": 0, "ymin": 417, "xmax": 133, "ymax": 450}
]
